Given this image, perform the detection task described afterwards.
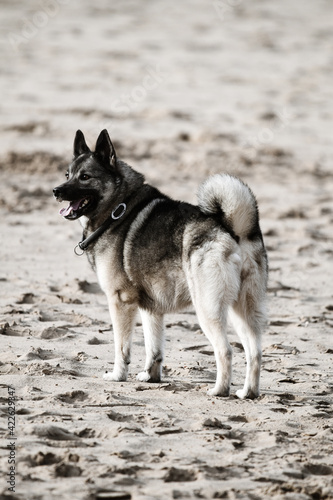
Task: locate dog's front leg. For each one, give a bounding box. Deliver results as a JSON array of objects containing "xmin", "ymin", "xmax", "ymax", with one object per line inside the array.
[
  {"xmin": 137, "ymin": 309, "xmax": 164, "ymax": 383},
  {"xmin": 103, "ymin": 299, "xmax": 138, "ymax": 382}
]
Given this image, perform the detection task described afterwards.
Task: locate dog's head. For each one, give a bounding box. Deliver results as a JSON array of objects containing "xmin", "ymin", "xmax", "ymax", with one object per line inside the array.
[{"xmin": 53, "ymin": 129, "xmax": 121, "ymax": 220}]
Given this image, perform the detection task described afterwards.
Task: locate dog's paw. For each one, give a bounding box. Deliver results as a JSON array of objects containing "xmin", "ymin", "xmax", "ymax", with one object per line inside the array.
[
  {"xmin": 207, "ymin": 386, "xmax": 230, "ymax": 397},
  {"xmin": 103, "ymin": 370, "xmax": 126, "ymax": 382},
  {"xmin": 235, "ymin": 389, "xmax": 247, "ymax": 399},
  {"xmin": 236, "ymin": 388, "xmax": 259, "ymax": 400},
  {"xmin": 136, "ymin": 371, "xmax": 151, "ymax": 382}
]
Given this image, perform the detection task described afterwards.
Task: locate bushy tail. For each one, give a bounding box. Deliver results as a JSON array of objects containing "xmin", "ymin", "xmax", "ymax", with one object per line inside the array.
[{"xmin": 197, "ymin": 174, "xmax": 259, "ymax": 240}]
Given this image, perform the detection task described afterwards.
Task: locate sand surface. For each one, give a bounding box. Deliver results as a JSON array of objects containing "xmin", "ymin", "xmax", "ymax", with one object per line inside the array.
[{"xmin": 1, "ymin": 1, "xmax": 333, "ymax": 499}]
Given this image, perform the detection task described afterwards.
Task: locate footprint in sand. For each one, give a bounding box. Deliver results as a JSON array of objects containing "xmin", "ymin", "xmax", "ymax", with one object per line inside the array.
[
  {"xmin": 55, "ymin": 462, "xmax": 82, "ymax": 477},
  {"xmin": 302, "ymin": 463, "xmax": 333, "ymax": 476},
  {"xmin": 0, "ymin": 322, "xmax": 70, "ymax": 339},
  {"xmin": 56, "ymin": 390, "xmax": 88, "ymax": 404},
  {"xmin": 49, "ymin": 279, "xmax": 102, "ymax": 303},
  {"xmin": 164, "ymin": 467, "xmax": 197, "ymax": 482},
  {"xmin": 37, "ymin": 309, "xmax": 93, "ymax": 327},
  {"xmin": 0, "ymin": 322, "xmax": 31, "ymax": 336},
  {"xmin": 202, "ymin": 417, "xmax": 232, "ymax": 430},
  {"xmin": 30, "ymin": 451, "xmax": 62, "ymax": 466},
  {"xmin": 107, "ymin": 410, "xmax": 134, "ymax": 423},
  {"xmin": 87, "ymin": 336, "xmax": 108, "ymax": 345},
  {"xmin": 77, "ymin": 280, "xmax": 102, "ymax": 294},
  {"xmin": 19, "ymin": 347, "xmax": 57, "ymax": 361},
  {"xmin": 33, "ymin": 424, "xmax": 80, "ymax": 441},
  {"xmin": 16, "ymin": 292, "xmax": 36, "ymax": 304},
  {"xmin": 39, "ymin": 326, "xmax": 70, "ymax": 339}
]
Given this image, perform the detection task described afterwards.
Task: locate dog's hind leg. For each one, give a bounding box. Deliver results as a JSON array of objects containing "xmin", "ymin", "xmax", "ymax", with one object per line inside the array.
[
  {"xmin": 229, "ymin": 303, "xmax": 265, "ymax": 399},
  {"xmin": 186, "ymin": 241, "xmax": 241, "ymax": 397},
  {"xmin": 137, "ymin": 309, "xmax": 164, "ymax": 383},
  {"xmin": 103, "ymin": 300, "xmax": 138, "ymax": 382},
  {"xmin": 195, "ymin": 303, "xmax": 232, "ymax": 397}
]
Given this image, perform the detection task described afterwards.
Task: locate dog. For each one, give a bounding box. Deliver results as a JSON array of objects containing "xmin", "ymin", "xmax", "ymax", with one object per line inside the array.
[{"xmin": 53, "ymin": 129, "xmax": 268, "ymax": 398}]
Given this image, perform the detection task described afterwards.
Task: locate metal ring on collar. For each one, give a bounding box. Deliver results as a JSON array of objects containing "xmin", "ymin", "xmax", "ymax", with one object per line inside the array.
[
  {"xmin": 111, "ymin": 203, "xmax": 127, "ymax": 220},
  {"xmin": 74, "ymin": 244, "xmax": 85, "ymax": 256}
]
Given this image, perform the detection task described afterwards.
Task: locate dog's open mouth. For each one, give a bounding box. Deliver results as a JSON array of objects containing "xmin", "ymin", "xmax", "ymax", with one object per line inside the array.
[{"xmin": 59, "ymin": 197, "xmax": 92, "ymax": 219}]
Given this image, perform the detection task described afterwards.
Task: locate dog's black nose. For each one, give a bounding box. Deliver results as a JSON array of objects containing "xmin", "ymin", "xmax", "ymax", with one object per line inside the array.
[{"xmin": 53, "ymin": 187, "xmax": 60, "ymax": 198}]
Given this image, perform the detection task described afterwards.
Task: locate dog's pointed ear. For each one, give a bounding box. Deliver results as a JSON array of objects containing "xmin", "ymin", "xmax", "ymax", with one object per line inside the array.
[
  {"xmin": 95, "ymin": 129, "xmax": 117, "ymax": 169},
  {"xmin": 73, "ymin": 130, "xmax": 90, "ymax": 157}
]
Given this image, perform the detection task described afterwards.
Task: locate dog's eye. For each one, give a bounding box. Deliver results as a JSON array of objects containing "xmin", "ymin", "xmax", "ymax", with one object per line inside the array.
[
  {"xmin": 80, "ymin": 174, "xmax": 91, "ymax": 181},
  {"xmin": 65, "ymin": 171, "xmax": 69, "ymax": 180}
]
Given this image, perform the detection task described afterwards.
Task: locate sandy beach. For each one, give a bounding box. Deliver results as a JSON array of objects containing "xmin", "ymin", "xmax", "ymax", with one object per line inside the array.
[{"xmin": 1, "ymin": 1, "xmax": 333, "ymax": 499}]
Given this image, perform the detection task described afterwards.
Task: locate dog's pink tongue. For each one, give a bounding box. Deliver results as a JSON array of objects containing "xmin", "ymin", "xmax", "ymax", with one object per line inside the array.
[
  {"xmin": 59, "ymin": 200, "xmax": 81, "ymax": 217},
  {"xmin": 59, "ymin": 205, "xmax": 72, "ymax": 217}
]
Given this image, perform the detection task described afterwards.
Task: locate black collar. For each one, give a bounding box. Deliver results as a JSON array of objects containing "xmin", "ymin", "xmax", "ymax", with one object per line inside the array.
[{"xmin": 74, "ymin": 202, "xmax": 127, "ymax": 255}]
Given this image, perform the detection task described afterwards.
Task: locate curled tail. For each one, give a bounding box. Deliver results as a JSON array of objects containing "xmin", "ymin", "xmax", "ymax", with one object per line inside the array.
[{"xmin": 197, "ymin": 174, "xmax": 260, "ymax": 240}]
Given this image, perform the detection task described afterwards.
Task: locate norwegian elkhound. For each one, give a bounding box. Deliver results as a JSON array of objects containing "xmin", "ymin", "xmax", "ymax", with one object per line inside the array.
[{"xmin": 53, "ymin": 129, "xmax": 268, "ymax": 398}]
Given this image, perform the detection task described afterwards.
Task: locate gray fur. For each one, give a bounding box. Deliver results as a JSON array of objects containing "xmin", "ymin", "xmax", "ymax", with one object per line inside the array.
[{"xmin": 54, "ymin": 130, "xmax": 268, "ymax": 398}]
